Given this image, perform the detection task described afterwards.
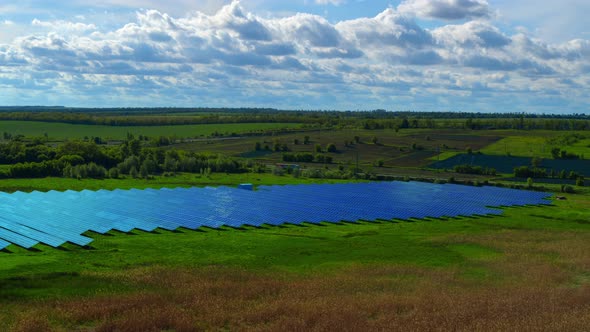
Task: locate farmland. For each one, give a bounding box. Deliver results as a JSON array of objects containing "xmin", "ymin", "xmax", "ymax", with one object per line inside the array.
[
  {"xmin": 1, "ymin": 109, "xmax": 590, "ymax": 330},
  {"xmin": 0, "ymin": 121, "xmax": 302, "ymax": 140}
]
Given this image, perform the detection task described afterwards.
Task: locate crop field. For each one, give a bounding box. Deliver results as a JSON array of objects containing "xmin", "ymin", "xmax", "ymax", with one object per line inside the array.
[
  {"xmin": 0, "ymin": 121, "xmax": 302, "ymax": 140},
  {"xmin": 170, "ymin": 129, "xmax": 504, "ymax": 169}
]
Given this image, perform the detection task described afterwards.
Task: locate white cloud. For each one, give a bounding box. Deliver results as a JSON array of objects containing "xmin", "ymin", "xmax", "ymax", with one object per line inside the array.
[
  {"xmin": 32, "ymin": 19, "xmax": 97, "ymax": 32},
  {"xmin": 398, "ymin": 0, "xmax": 492, "ymax": 20}
]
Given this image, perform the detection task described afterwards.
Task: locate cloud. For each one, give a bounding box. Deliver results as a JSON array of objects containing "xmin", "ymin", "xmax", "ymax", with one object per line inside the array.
[
  {"xmin": 32, "ymin": 19, "xmax": 97, "ymax": 32},
  {"xmin": 0, "ymin": 1, "xmax": 588, "ymax": 112},
  {"xmin": 315, "ymin": 0, "xmax": 346, "ymax": 5},
  {"xmin": 398, "ymin": 0, "xmax": 492, "ymax": 20}
]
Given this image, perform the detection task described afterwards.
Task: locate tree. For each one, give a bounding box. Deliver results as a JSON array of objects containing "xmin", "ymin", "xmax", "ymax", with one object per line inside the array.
[
  {"xmin": 108, "ymin": 167, "xmax": 119, "ymax": 179},
  {"xmin": 576, "ymin": 176, "xmax": 585, "ymax": 187},
  {"xmin": 303, "ymin": 136, "xmax": 310, "ymax": 145},
  {"xmin": 140, "ymin": 162, "xmax": 150, "ymax": 179},
  {"xmin": 354, "ymin": 136, "xmax": 360, "ymax": 144},
  {"xmin": 315, "ymin": 144, "xmax": 322, "ymax": 153},
  {"xmin": 527, "ymin": 177, "xmax": 534, "ymax": 188},
  {"xmin": 293, "ymin": 138, "xmax": 299, "ymax": 145},
  {"xmin": 326, "ymin": 143, "xmax": 337, "ymax": 153},
  {"xmin": 129, "ymin": 166, "xmax": 138, "ymax": 178},
  {"xmin": 371, "ymin": 136, "xmax": 378, "ymax": 144}
]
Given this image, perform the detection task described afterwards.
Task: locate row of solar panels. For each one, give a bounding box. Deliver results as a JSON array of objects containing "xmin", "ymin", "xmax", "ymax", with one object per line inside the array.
[{"xmin": 0, "ymin": 182, "xmax": 552, "ymax": 250}]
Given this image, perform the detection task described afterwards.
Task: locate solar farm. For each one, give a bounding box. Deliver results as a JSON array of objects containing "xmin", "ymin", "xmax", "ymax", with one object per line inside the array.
[{"xmin": 0, "ymin": 182, "xmax": 552, "ymax": 251}]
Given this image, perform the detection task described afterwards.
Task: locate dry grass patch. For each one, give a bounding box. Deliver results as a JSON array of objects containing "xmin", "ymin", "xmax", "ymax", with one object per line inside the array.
[{"xmin": 5, "ymin": 263, "xmax": 590, "ymax": 331}]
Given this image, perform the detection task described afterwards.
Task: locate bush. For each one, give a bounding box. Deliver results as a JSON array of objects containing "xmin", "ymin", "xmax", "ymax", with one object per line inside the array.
[
  {"xmin": 514, "ymin": 166, "xmax": 547, "ymax": 178},
  {"xmin": 282, "ymin": 153, "xmax": 313, "ymax": 163},
  {"xmin": 576, "ymin": 176, "xmax": 585, "ymax": 187},
  {"xmin": 271, "ymin": 166, "xmax": 285, "ymax": 176},
  {"xmin": 108, "ymin": 167, "xmax": 119, "ymax": 179},
  {"xmin": 561, "ymin": 185, "xmax": 575, "ymax": 193},
  {"xmin": 326, "ymin": 143, "xmax": 337, "ymax": 153}
]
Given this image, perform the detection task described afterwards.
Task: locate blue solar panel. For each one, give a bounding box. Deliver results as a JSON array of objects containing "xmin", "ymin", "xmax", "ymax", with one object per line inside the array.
[
  {"xmin": 0, "ymin": 238, "xmax": 10, "ymax": 250},
  {"xmin": 0, "ymin": 182, "xmax": 552, "ymax": 250}
]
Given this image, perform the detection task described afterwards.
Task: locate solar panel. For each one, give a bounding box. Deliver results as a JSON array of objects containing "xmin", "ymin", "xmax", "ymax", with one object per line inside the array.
[
  {"xmin": 0, "ymin": 182, "xmax": 552, "ymax": 250},
  {"xmin": 0, "ymin": 238, "xmax": 10, "ymax": 250}
]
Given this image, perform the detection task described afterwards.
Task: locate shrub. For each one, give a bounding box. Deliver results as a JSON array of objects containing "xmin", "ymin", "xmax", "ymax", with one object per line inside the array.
[
  {"xmin": 326, "ymin": 143, "xmax": 337, "ymax": 153},
  {"xmin": 455, "ymin": 164, "xmax": 496, "ymax": 176},
  {"xmin": 108, "ymin": 167, "xmax": 119, "ymax": 179},
  {"xmin": 561, "ymin": 185, "xmax": 575, "ymax": 193}
]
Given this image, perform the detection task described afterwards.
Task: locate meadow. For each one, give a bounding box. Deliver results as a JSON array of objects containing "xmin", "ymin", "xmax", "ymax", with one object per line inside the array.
[{"xmin": 0, "ymin": 121, "xmax": 301, "ymax": 140}]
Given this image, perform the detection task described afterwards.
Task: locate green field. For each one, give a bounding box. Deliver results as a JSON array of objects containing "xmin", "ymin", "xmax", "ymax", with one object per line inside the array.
[
  {"xmin": 481, "ymin": 132, "xmax": 590, "ymax": 158},
  {"xmin": 0, "ymin": 173, "xmax": 358, "ymax": 193},
  {"xmin": 0, "ymin": 121, "xmax": 301, "ymax": 140}
]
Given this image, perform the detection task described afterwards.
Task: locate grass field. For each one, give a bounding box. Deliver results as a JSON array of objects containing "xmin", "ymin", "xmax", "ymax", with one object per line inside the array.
[
  {"xmin": 0, "ymin": 121, "xmax": 301, "ymax": 140},
  {"xmin": 481, "ymin": 132, "xmax": 590, "ymax": 158},
  {"xmin": 1, "ymin": 189, "xmax": 589, "ymax": 330},
  {"xmin": 0, "ymin": 173, "xmax": 359, "ymax": 193}
]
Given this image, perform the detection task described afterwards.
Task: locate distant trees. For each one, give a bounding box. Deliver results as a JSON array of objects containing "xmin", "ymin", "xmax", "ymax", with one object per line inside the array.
[
  {"xmin": 551, "ymin": 147, "xmax": 580, "ymax": 160},
  {"xmin": 454, "ymin": 164, "xmax": 496, "ymax": 176},
  {"xmin": 514, "ymin": 166, "xmax": 547, "ymax": 178},
  {"xmin": 282, "ymin": 153, "xmax": 332, "ymax": 164}
]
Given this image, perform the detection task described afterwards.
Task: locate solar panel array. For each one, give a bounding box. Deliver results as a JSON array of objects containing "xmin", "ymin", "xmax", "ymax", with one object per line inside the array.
[{"xmin": 0, "ymin": 182, "xmax": 552, "ymax": 250}]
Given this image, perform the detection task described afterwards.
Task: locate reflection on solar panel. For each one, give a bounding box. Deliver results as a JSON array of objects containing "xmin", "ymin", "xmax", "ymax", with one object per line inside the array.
[{"xmin": 0, "ymin": 182, "xmax": 552, "ymax": 250}]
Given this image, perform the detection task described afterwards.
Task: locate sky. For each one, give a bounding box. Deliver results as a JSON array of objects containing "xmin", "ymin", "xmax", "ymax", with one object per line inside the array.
[{"xmin": 0, "ymin": 0, "xmax": 588, "ymax": 113}]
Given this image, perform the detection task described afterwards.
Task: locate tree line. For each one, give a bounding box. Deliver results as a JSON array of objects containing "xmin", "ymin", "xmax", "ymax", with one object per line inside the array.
[
  {"xmin": 0, "ymin": 137, "xmax": 259, "ymax": 180},
  {"xmin": 0, "ymin": 108, "xmax": 589, "ymax": 130}
]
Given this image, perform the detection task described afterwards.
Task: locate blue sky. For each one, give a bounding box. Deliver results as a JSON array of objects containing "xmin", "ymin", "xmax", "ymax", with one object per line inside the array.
[{"xmin": 0, "ymin": 0, "xmax": 588, "ymax": 113}]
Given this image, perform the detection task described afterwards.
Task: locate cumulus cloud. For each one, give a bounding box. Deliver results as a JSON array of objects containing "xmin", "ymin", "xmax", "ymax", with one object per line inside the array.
[
  {"xmin": 0, "ymin": 0, "xmax": 588, "ymax": 112},
  {"xmin": 398, "ymin": 0, "xmax": 492, "ymax": 20}
]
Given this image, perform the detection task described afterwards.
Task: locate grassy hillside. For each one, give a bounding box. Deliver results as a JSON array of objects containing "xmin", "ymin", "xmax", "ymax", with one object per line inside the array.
[{"xmin": 1, "ymin": 187, "xmax": 590, "ymax": 330}]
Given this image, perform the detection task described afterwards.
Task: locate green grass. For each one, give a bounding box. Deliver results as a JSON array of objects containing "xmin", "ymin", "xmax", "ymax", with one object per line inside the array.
[
  {"xmin": 480, "ymin": 136, "xmax": 552, "ymax": 157},
  {"xmin": 427, "ymin": 151, "xmax": 460, "ymax": 161},
  {"xmin": 482, "ymin": 134, "xmax": 590, "ymax": 158},
  {"xmin": 0, "ymin": 173, "xmax": 357, "ymax": 193},
  {"xmin": 0, "ymin": 121, "xmax": 301, "ymax": 140}
]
